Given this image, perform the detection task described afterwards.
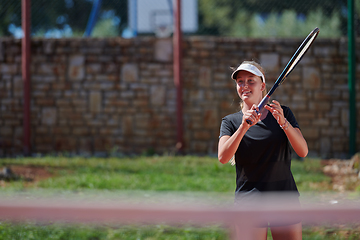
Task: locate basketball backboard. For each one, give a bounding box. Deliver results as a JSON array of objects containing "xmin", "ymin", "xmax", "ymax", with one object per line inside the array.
[{"xmin": 128, "ymin": 0, "xmax": 198, "ymax": 36}]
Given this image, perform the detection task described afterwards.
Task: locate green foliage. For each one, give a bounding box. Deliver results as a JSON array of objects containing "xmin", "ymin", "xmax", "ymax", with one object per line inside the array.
[
  {"xmin": 0, "ymin": 156, "xmax": 236, "ymax": 193},
  {"xmin": 0, "ymin": 221, "xmax": 107, "ymax": 240},
  {"xmin": 229, "ymin": 10, "xmax": 252, "ymax": 37},
  {"xmin": 302, "ymin": 226, "xmax": 360, "ymax": 240},
  {"xmin": 199, "ymin": 0, "xmax": 344, "ymax": 38},
  {"xmin": 2, "ymin": 221, "xmax": 360, "ymax": 240},
  {"xmin": 198, "ymin": 0, "xmax": 234, "ymax": 35},
  {"xmin": 230, "ymin": 9, "xmax": 340, "ymax": 38},
  {"xmin": 0, "ymin": 222, "xmax": 228, "ymax": 240},
  {"xmin": 0, "ymin": 1, "xmax": 21, "ymax": 36},
  {"xmin": 1, "ymin": 0, "xmax": 348, "ymax": 38},
  {"xmin": 305, "ymin": 9, "xmax": 341, "ymax": 37},
  {"xmin": 0, "ymin": 0, "xmax": 127, "ymax": 37},
  {"xmin": 0, "ymin": 156, "xmax": 331, "ymax": 193},
  {"xmin": 291, "ymin": 159, "xmax": 333, "ymax": 191},
  {"xmin": 92, "ymin": 18, "xmax": 120, "ymax": 37}
]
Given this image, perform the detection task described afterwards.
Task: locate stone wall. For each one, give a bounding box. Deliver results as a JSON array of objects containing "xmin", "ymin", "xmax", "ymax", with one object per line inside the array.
[{"xmin": 0, "ymin": 37, "xmax": 359, "ymax": 158}]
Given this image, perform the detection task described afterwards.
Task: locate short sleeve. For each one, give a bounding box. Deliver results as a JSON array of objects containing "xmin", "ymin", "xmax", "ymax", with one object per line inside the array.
[
  {"xmin": 219, "ymin": 116, "xmax": 235, "ymax": 139},
  {"xmin": 283, "ymin": 106, "xmax": 300, "ymax": 129}
]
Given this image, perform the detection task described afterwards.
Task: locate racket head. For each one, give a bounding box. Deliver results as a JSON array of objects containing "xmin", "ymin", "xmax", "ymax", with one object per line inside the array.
[
  {"xmin": 249, "ymin": 28, "xmax": 320, "ymax": 123},
  {"xmin": 279, "ymin": 27, "xmax": 320, "ymax": 85},
  {"xmin": 266, "ymin": 27, "xmax": 320, "ymax": 99}
]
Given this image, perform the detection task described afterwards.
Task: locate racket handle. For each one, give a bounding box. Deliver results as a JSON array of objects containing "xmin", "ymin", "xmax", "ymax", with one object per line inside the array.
[
  {"xmin": 258, "ymin": 95, "xmax": 271, "ymax": 111},
  {"xmin": 246, "ymin": 109, "xmax": 259, "ymax": 125},
  {"xmin": 245, "ymin": 95, "xmax": 270, "ymax": 125}
]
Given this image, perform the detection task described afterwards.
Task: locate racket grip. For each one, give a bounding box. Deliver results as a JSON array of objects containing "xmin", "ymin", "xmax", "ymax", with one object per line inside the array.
[
  {"xmin": 246, "ymin": 109, "xmax": 259, "ymax": 125},
  {"xmin": 258, "ymin": 95, "xmax": 271, "ymax": 111},
  {"xmin": 245, "ymin": 95, "xmax": 270, "ymax": 125}
]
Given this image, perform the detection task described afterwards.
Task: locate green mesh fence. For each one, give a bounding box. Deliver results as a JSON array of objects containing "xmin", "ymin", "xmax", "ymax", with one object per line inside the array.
[{"xmin": 0, "ymin": 0, "xmax": 358, "ymax": 38}]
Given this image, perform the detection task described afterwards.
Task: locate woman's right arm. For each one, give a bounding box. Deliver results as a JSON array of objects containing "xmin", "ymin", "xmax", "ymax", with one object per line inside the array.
[
  {"xmin": 218, "ymin": 123, "xmax": 250, "ymax": 164},
  {"xmin": 218, "ymin": 104, "xmax": 261, "ymax": 164}
]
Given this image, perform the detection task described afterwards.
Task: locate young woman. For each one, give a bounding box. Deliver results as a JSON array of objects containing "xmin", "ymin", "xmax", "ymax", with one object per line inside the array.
[{"xmin": 218, "ymin": 61, "xmax": 308, "ymax": 240}]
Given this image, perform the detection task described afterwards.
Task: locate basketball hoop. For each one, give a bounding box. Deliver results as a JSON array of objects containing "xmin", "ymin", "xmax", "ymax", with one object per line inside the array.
[{"xmin": 154, "ymin": 24, "xmax": 173, "ymax": 38}]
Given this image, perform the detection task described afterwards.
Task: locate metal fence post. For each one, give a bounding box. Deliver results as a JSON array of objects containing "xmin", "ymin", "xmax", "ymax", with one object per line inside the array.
[
  {"xmin": 348, "ymin": 0, "xmax": 357, "ymax": 156},
  {"xmin": 22, "ymin": 0, "xmax": 31, "ymax": 156}
]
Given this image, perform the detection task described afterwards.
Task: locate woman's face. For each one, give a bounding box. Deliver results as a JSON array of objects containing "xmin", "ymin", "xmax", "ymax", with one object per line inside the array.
[{"xmin": 236, "ymin": 70, "xmax": 265, "ymax": 104}]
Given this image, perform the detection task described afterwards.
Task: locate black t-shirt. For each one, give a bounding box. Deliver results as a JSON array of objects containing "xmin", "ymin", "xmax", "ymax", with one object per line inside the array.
[{"xmin": 219, "ymin": 106, "xmax": 300, "ymax": 195}]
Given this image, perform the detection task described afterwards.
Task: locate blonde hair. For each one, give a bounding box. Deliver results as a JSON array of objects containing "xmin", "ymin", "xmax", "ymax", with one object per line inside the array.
[{"xmin": 234, "ymin": 61, "xmax": 267, "ymax": 109}]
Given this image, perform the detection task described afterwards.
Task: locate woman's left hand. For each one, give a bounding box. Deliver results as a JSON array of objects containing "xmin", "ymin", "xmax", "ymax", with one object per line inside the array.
[
  {"xmin": 265, "ymin": 100, "xmax": 309, "ymax": 158},
  {"xmin": 264, "ymin": 100, "xmax": 286, "ymax": 126}
]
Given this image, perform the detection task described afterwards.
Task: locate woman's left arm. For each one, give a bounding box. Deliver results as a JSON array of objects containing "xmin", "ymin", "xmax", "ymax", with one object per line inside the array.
[{"xmin": 265, "ymin": 100, "xmax": 308, "ymax": 158}]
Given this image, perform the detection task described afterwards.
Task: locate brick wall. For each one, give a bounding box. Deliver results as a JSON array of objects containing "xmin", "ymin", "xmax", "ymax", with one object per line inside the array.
[{"xmin": 0, "ymin": 37, "xmax": 359, "ymax": 158}]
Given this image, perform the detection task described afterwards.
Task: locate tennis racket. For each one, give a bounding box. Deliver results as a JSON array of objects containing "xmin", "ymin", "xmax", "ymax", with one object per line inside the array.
[{"xmin": 246, "ymin": 27, "xmax": 320, "ymax": 125}]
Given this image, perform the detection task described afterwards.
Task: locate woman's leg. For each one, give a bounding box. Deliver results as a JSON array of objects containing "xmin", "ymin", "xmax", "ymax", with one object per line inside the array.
[
  {"xmin": 270, "ymin": 222, "xmax": 302, "ymax": 240},
  {"xmin": 251, "ymin": 227, "xmax": 268, "ymax": 240},
  {"xmin": 231, "ymin": 225, "xmax": 267, "ymax": 240}
]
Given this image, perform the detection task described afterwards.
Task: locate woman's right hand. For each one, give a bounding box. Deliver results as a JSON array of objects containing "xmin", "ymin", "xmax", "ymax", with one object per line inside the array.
[{"xmin": 242, "ymin": 104, "xmax": 261, "ymax": 127}]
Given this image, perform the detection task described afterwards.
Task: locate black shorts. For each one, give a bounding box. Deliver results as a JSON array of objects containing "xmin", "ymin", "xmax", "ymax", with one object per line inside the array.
[{"xmin": 234, "ymin": 191, "xmax": 302, "ymax": 228}]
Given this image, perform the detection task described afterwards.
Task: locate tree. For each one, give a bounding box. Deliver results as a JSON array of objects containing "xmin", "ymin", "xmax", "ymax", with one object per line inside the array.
[
  {"xmin": 0, "ymin": 0, "xmax": 353, "ymax": 38},
  {"xmin": 198, "ymin": 0, "xmax": 347, "ymax": 37},
  {"xmin": 0, "ymin": 0, "xmax": 127, "ymax": 37},
  {"xmin": 0, "ymin": 1, "xmax": 21, "ymax": 36}
]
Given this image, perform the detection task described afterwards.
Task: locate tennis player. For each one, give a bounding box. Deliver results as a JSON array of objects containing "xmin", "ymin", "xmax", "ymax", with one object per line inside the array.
[{"xmin": 218, "ymin": 61, "xmax": 308, "ymax": 240}]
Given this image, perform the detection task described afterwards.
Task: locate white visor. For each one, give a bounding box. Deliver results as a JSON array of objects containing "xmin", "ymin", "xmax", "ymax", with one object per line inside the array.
[{"xmin": 231, "ymin": 63, "xmax": 265, "ymax": 83}]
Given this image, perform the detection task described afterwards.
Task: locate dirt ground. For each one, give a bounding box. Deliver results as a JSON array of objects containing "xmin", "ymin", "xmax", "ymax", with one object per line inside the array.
[
  {"xmin": 0, "ymin": 165, "xmax": 54, "ymax": 188},
  {"xmin": 8, "ymin": 165, "xmax": 54, "ymax": 182},
  {"xmin": 321, "ymin": 156, "xmax": 360, "ymax": 192}
]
